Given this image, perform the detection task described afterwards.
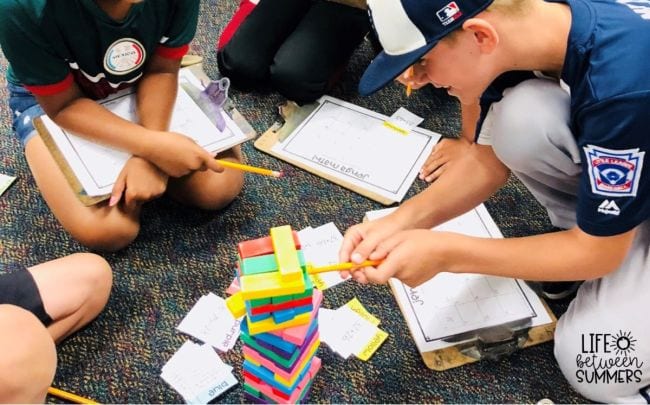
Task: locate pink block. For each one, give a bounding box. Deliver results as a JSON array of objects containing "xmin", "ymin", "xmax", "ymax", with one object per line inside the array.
[
  {"xmin": 226, "ymin": 277, "xmax": 240, "ymax": 295},
  {"xmin": 245, "ymin": 357, "xmax": 321, "ymax": 403},
  {"xmin": 269, "ymin": 289, "xmax": 322, "ymax": 345},
  {"xmin": 243, "ymin": 331, "xmax": 320, "ymax": 381}
]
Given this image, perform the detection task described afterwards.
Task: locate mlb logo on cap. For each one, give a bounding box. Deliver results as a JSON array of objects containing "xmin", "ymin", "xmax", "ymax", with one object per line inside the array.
[
  {"xmin": 359, "ymin": 0, "xmax": 494, "ymax": 96},
  {"xmin": 437, "ymin": 2, "xmax": 463, "ymax": 26}
]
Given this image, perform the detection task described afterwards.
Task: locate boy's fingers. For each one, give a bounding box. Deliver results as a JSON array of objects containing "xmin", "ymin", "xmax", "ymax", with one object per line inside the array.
[{"xmin": 340, "ymin": 226, "xmax": 365, "ymax": 263}]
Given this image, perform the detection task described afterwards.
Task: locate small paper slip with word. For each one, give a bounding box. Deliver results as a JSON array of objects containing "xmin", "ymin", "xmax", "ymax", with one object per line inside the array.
[
  {"xmin": 319, "ymin": 299, "xmax": 388, "ymax": 361},
  {"xmin": 383, "ymin": 107, "xmax": 424, "ymax": 135},
  {"xmin": 177, "ymin": 293, "xmax": 241, "ymax": 352},
  {"xmin": 298, "ymin": 222, "xmax": 349, "ymax": 290},
  {"xmin": 0, "ymin": 174, "xmax": 16, "ymax": 197},
  {"xmin": 161, "ymin": 341, "xmax": 238, "ymax": 404}
]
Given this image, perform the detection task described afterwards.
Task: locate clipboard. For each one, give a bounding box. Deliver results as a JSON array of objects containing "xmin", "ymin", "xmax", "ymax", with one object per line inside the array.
[
  {"xmin": 254, "ymin": 99, "xmax": 438, "ymax": 206},
  {"xmin": 363, "ymin": 207, "xmax": 557, "ymax": 371},
  {"xmin": 35, "ymin": 64, "xmax": 256, "ymax": 206},
  {"xmin": 390, "ymin": 280, "xmax": 557, "ymax": 371}
]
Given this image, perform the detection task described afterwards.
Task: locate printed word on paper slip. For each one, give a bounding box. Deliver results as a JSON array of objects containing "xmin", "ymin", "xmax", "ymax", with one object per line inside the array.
[
  {"xmin": 319, "ymin": 298, "xmax": 388, "ymax": 361},
  {"xmin": 176, "ymin": 292, "xmax": 241, "ymax": 352},
  {"xmin": 161, "ymin": 341, "xmax": 237, "ymax": 404}
]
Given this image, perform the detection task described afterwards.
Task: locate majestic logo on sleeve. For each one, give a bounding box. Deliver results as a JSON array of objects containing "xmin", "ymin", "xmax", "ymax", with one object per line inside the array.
[
  {"xmin": 103, "ymin": 38, "xmax": 146, "ymax": 75},
  {"xmin": 584, "ymin": 145, "xmax": 645, "ymax": 197}
]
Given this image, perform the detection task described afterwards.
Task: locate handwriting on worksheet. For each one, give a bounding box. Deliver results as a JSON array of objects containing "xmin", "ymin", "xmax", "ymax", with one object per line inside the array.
[{"xmin": 271, "ymin": 96, "xmax": 439, "ymax": 203}]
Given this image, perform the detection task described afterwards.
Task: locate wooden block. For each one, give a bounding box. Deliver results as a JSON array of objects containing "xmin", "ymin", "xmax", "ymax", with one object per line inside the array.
[
  {"xmin": 243, "ymin": 357, "xmax": 321, "ymax": 404},
  {"xmin": 270, "ymin": 225, "xmax": 303, "ymax": 281},
  {"xmin": 225, "ymin": 292, "xmax": 246, "ymax": 318},
  {"xmin": 239, "ymin": 270, "xmax": 305, "ymax": 300},
  {"xmin": 270, "ymin": 289, "xmax": 322, "ymax": 345},
  {"xmin": 250, "ymin": 295, "xmax": 312, "ymax": 316},
  {"xmin": 247, "ymin": 310, "xmax": 311, "ymax": 336},
  {"xmin": 241, "ymin": 251, "xmax": 307, "ymax": 276},
  {"xmin": 238, "ymin": 231, "xmax": 301, "ymax": 259},
  {"xmin": 244, "ymin": 334, "xmax": 320, "ymax": 386},
  {"xmin": 241, "ymin": 254, "xmax": 278, "ymax": 276}
]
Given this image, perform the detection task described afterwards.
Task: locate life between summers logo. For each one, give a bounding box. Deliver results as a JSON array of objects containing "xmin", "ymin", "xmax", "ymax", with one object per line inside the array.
[{"xmin": 576, "ymin": 330, "xmax": 644, "ymax": 384}]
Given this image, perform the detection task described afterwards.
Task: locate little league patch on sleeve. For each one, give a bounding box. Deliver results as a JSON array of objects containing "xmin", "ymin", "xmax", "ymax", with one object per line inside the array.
[{"xmin": 584, "ymin": 145, "xmax": 645, "ymax": 197}]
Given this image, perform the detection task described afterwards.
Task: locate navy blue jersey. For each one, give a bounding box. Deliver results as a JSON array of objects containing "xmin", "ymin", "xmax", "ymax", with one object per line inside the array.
[{"xmin": 477, "ymin": 0, "xmax": 650, "ymax": 236}]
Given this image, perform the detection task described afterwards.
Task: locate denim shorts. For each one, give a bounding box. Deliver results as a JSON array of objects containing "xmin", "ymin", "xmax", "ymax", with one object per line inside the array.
[{"xmin": 7, "ymin": 82, "xmax": 45, "ymax": 147}]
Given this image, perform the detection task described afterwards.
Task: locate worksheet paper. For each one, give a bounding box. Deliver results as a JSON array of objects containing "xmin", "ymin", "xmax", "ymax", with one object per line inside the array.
[
  {"xmin": 366, "ymin": 205, "xmax": 553, "ymax": 352},
  {"xmin": 271, "ymin": 96, "xmax": 440, "ymax": 203},
  {"xmin": 40, "ymin": 69, "xmax": 249, "ymax": 197}
]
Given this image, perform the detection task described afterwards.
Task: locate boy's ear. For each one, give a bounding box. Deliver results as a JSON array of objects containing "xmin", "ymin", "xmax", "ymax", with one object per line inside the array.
[{"xmin": 462, "ymin": 18, "xmax": 499, "ymax": 54}]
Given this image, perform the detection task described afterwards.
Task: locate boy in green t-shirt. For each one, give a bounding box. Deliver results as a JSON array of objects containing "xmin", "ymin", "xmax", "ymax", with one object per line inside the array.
[{"xmin": 0, "ymin": 0, "xmax": 245, "ymax": 251}]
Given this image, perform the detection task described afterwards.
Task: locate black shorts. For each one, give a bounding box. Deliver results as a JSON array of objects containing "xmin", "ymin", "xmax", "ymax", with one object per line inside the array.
[{"xmin": 0, "ymin": 264, "xmax": 53, "ymax": 326}]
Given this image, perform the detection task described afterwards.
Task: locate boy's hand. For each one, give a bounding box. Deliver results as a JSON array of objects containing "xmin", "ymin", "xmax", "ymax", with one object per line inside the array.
[
  {"xmin": 110, "ymin": 156, "xmax": 169, "ymax": 209},
  {"xmin": 396, "ymin": 66, "xmax": 428, "ymax": 91},
  {"xmin": 347, "ymin": 229, "xmax": 449, "ymax": 287},
  {"xmin": 419, "ymin": 137, "xmax": 471, "ymax": 183},
  {"xmin": 339, "ymin": 213, "xmax": 411, "ymax": 278},
  {"xmin": 144, "ymin": 131, "xmax": 225, "ymax": 177}
]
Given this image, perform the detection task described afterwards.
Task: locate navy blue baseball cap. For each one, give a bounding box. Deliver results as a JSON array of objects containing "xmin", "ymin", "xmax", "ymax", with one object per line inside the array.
[{"xmin": 359, "ymin": 0, "xmax": 494, "ymax": 96}]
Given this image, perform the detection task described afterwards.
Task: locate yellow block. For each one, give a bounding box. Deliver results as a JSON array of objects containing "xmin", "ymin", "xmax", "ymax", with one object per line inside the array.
[
  {"xmin": 225, "ymin": 292, "xmax": 246, "ymax": 318},
  {"xmin": 247, "ymin": 311, "xmax": 311, "ymax": 335},
  {"xmin": 239, "ymin": 270, "xmax": 305, "ymax": 300},
  {"xmin": 270, "ymin": 225, "xmax": 302, "ymax": 281}
]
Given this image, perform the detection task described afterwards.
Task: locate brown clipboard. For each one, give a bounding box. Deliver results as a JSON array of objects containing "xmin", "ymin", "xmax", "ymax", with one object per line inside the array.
[
  {"xmin": 360, "ymin": 213, "xmax": 557, "ymax": 371},
  {"xmin": 34, "ymin": 64, "xmax": 256, "ymax": 207},
  {"xmin": 254, "ymin": 101, "xmax": 401, "ymax": 206},
  {"xmin": 389, "ymin": 280, "xmax": 557, "ymax": 371}
]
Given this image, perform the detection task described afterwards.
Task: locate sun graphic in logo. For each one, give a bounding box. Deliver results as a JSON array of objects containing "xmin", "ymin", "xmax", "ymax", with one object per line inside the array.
[{"xmin": 611, "ymin": 330, "xmax": 637, "ymax": 356}]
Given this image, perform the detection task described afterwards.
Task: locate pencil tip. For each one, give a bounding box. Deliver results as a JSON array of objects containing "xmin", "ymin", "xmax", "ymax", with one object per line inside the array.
[{"xmin": 275, "ymin": 171, "xmax": 285, "ymax": 178}]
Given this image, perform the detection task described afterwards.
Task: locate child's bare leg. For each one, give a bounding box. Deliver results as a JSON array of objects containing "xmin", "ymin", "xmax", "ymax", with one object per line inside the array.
[
  {"xmin": 0, "ymin": 305, "xmax": 57, "ymax": 403},
  {"xmin": 25, "ymin": 135, "xmax": 140, "ymax": 251},
  {"xmin": 167, "ymin": 146, "xmax": 245, "ymax": 210},
  {"xmin": 28, "ymin": 253, "xmax": 113, "ymax": 343}
]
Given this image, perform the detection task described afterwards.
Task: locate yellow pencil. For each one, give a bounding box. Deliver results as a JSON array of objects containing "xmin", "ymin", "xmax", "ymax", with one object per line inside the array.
[
  {"xmin": 307, "ymin": 260, "xmax": 383, "ymax": 274},
  {"xmin": 48, "ymin": 387, "xmax": 99, "ymax": 404},
  {"xmin": 215, "ymin": 159, "xmax": 283, "ymax": 178},
  {"xmin": 405, "ymin": 66, "xmax": 414, "ymax": 97}
]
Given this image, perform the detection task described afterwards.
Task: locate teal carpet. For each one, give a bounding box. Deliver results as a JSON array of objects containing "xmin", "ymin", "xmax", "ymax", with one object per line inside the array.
[{"xmin": 0, "ymin": 0, "xmax": 587, "ymax": 402}]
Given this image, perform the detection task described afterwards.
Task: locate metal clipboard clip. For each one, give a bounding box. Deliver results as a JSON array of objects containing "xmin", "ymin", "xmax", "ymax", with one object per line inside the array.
[{"xmin": 444, "ymin": 317, "xmax": 533, "ymax": 361}]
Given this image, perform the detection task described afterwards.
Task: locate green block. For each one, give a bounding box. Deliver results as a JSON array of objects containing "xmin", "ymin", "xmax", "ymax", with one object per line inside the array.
[
  {"xmin": 243, "ymin": 383, "xmax": 260, "ymax": 396},
  {"xmin": 241, "ymin": 250, "xmax": 307, "ymax": 276},
  {"xmin": 248, "ymin": 297, "xmax": 272, "ymax": 307},
  {"xmin": 271, "ymin": 293, "xmax": 293, "ymax": 304},
  {"xmin": 241, "ymin": 254, "xmax": 277, "ymax": 275}
]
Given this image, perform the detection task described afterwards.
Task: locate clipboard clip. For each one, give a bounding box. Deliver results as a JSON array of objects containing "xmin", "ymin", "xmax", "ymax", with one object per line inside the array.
[
  {"xmin": 273, "ymin": 101, "xmax": 319, "ymax": 142},
  {"xmin": 447, "ymin": 318, "xmax": 532, "ymax": 361}
]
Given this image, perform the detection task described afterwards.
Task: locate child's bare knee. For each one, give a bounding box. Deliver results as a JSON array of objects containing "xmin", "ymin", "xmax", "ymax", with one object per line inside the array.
[
  {"xmin": 71, "ymin": 218, "xmax": 140, "ymax": 252},
  {"xmin": 71, "ymin": 253, "xmax": 113, "ymax": 309},
  {"xmin": 195, "ymin": 171, "xmax": 245, "ymax": 211},
  {"xmin": 0, "ymin": 305, "xmax": 56, "ymax": 403}
]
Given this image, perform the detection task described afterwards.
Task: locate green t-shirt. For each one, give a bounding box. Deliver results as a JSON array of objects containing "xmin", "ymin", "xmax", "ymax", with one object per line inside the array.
[{"xmin": 0, "ymin": 0, "xmax": 198, "ymax": 99}]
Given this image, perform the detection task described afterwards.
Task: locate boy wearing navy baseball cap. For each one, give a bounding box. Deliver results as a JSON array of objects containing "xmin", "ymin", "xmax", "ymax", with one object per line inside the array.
[{"xmin": 340, "ymin": 0, "xmax": 650, "ymax": 401}]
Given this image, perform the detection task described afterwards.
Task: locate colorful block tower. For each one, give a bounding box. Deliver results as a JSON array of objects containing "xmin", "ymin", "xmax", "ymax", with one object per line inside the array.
[{"xmin": 226, "ymin": 225, "xmax": 321, "ymax": 404}]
